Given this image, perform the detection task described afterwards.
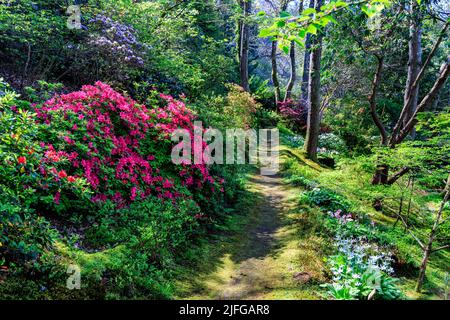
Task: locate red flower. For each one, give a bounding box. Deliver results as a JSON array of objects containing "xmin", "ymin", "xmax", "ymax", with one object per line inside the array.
[
  {"xmin": 18, "ymin": 156, "xmax": 27, "ymax": 165},
  {"xmin": 58, "ymin": 170, "xmax": 68, "ymax": 179},
  {"xmin": 67, "ymin": 176, "xmax": 76, "ymax": 183}
]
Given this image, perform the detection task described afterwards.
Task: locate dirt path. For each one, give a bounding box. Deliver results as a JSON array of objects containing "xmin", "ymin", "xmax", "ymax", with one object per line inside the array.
[{"xmin": 181, "ymin": 169, "xmax": 326, "ymax": 300}]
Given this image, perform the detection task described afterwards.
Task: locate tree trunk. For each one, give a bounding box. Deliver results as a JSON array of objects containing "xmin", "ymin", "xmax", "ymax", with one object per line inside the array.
[
  {"xmin": 239, "ymin": 0, "xmax": 251, "ymax": 91},
  {"xmin": 402, "ymin": 0, "xmax": 422, "ymax": 139},
  {"xmin": 416, "ymin": 246, "xmax": 431, "ymax": 293},
  {"xmin": 284, "ymin": 0, "xmax": 302, "ymax": 102},
  {"xmin": 284, "ymin": 40, "xmax": 296, "ymax": 101},
  {"xmin": 304, "ymin": 0, "xmax": 323, "ymax": 162},
  {"xmin": 389, "ymin": 21, "xmax": 449, "ymax": 146},
  {"xmin": 271, "ymin": 40, "xmax": 281, "ymax": 105},
  {"xmin": 372, "ymin": 164, "xmax": 389, "ymax": 185},
  {"xmin": 301, "ymin": 0, "xmax": 314, "ymax": 101},
  {"xmin": 369, "ymin": 55, "xmax": 388, "ymax": 145},
  {"xmin": 392, "ymin": 56, "xmax": 450, "ymax": 146}
]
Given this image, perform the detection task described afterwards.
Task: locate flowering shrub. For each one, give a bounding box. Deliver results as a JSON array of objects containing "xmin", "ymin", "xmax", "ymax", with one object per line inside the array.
[
  {"xmin": 0, "ymin": 87, "xmax": 61, "ymax": 263},
  {"xmin": 36, "ymin": 82, "xmax": 222, "ymax": 211},
  {"xmin": 67, "ymin": 14, "xmax": 148, "ymax": 85},
  {"xmin": 278, "ymin": 99, "xmax": 308, "ymax": 131},
  {"xmin": 88, "ymin": 14, "xmax": 146, "ymax": 68}
]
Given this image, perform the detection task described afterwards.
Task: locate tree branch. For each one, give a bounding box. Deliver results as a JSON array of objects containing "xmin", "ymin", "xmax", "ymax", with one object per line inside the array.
[
  {"xmin": 431, "ymin": 244, "xmax": 450, "ymax": 253},
  {"xmin": 387, "ymin": 167, "xmax": 410, "ymax": 185},
  {"xmin": 393, "ymin": 56, "xmax": 450, "ymax": 145},
  {"xmin": 390, "ymin": 20, "xmax": 449, "ymax": 144}
]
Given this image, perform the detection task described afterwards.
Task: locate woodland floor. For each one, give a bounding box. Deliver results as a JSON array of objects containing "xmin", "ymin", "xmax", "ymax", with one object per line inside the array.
[{"xmin": 178, "ymin": 155, "xmax": 327, "ymax": 300}]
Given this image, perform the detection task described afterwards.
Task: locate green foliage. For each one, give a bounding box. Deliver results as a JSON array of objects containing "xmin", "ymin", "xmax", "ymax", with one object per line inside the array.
[
  {"xmin": 318, "ymin": 133, "xmax": 347, "ymax": 156},
  {"xmin": 301, "ymin": 188, "xmax": 353, "ymax": 213},
  {"xmin": 257, "ymin": 0, "xmax": 390, "ymax": 53},
  {"xmin": 0, "ymin": 86, "xmax": 55, "ymax": 265},
  {"xmin": 194, "ymin": 83, "xmax": 261, "ymax": 130}
]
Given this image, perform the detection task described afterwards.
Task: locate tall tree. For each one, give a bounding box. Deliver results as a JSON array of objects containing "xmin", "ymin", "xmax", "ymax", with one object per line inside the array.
[
  {"xmin": 284, "ymin": 0, "xmax": 303, "ymax": 102},
  {"xmin": 402, "ymin": 0, "xmax": 423, "ymax": 139},
  {"xmin": 238, "ymin": 0, "xmax": 251, "ymax": 91},
  {"xmin": 300, "ymin": 0, "xmax": 315, "ymax": 101},
  {"xmin": 270, "ymin": 0, "xmax": 289, "ymax": 105},
  {"xmin": 271, "ymin": 40, "xmax": 282, "ymax": 103},
  {"xmin": 304, "ymin": 0, "xmax": 323, "ymax": 161},
  {"xmin": 370, "ymin": 18, "xmax": 449, "ymax": 184}
]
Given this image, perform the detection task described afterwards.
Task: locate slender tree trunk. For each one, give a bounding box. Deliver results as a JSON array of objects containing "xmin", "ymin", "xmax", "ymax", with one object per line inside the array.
[
  {"xmin": 403, "ymin": 0, "xmax": 422, "ymax": 139},
  {"xmin": 301, "ymin": 0, "xmax": 314, "ymax": 101},
  {"xmin": 271, "ymin": 1, "xmax": 289, "ymax": 106},
  {"xmin": 284, "ymin": 40, "xmax": 296, "ymax": 101},
  {"xmin": 271, "ymin": 40, "xmax": 281, "ymax": 105},
  {"xmin": 369, "ymin": 55, "xmax": 388, "ymax": 146},
  {"xmin": 416, "ymin": 246, "xmax": 431, "ymax": 293},
  {"xmin": 239, "ymin": 0, "xmax": 251, "ymax": 91},
  {"xmin": 284, "ymin": 0, "xmax": 303, "ymax": 102},
  {"xmin": 416, "ymin": 174, "xmax": 450, "ymax": 292},
  {"xmin": 304, "ymin": 0, "xmax": 323, "ymax": 162}
]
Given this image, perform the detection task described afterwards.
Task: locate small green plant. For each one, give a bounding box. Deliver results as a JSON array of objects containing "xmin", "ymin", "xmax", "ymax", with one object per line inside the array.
[{"xmin": 301, "ymin": 188, "xmax": 352, "ymax": 213}]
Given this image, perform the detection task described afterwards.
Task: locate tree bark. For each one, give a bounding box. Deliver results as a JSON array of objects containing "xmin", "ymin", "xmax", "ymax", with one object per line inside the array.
[
  {"xmin": 402, "ymin": 0, "xmax": 422, "ymax": 139},
  {"xmin": 301, "ymin": 0, "xmax": 315, "ymax": 101},
  {"xmin": 390, "ymin": 20, "xmax": 449, "ymax": 145},
  {"xmin": 284, "ymin": 0, "xmax": 303, "ymax": 102},
  {"xmin": 304, "ymin": 0, "xmax": 323, "ymax": 162},
  {"xmin": 271, "ymin": 40, "xmax": 281, "ymax": 105},
  {"xmin": 392, "ymin": 56, "xmax": 450, "ymax": 146},
  {"xmin": 270, "ymin": 1, "xmax": 289, "ymax": 106},
  {"xmin": 372, "ymin": 164, "xmax": 389, "ymax": 185},
  {"xmin": 284, "ymin": 40, "xmax": 296, "ymax": 101},
  {"xmin": 239, "ymin": 0, "xmax": 251, "ymax": 91},
  {"xmin": 369, "ymin": 55, "xmax": 388, "ymax": 146}
]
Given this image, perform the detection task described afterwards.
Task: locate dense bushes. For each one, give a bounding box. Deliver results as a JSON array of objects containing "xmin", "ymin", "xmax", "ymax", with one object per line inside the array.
[
  {"xmin": 0, "ymin": 80, "xmax": 233, "ymax": 281},
  {"xmin": 0, "ymin": 81, "xmax": 58, "ymax": 265}
]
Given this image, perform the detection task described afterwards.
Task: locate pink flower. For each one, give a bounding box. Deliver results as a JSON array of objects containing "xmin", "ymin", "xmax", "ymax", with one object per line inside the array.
[
  {"xmin": 54, "ymin": 192, "xmax": 61, "ymax": 205},
  {"xmin": 58, "ymin": 170, "xmax": 68, "ymax": 179}
]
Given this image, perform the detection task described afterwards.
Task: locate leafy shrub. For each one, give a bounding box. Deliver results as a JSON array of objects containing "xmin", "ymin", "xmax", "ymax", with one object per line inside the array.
[
  {"xmin": 23, "ymin": 81, "xmax": 65, "ymax": 104},
  {"xmin": 301, "ymin": 188, "xmax": 352, "ymax": 213},
  {"xmin": 86, "ymin": 196, "xmax": 200, "ymax": 262},
  {"xmin": 223, "ymin": 84, "xmax": 261, "ymax": 129},
  {"xmin": 318, "ymin": 133, "xmax": 347, "ymax": 155},
  {"xmin": 284, "ymin": 134, "xmax": 305, "ymax": 149},
  {"xmin": 0, "ymin": 1, "xmax": 71, "ymax": 83},
  {"xmin": 194, "ymin": 84, "xmax": 260, "ymax": 130},
  {"xmin": 68, "ymin": 14, "xmax": 148, "ymax": 86},
  {"xmin": 0, "ymin": 85, "xmax": 60, "ymax": 264},
  {"xmin": 286, "ymin": 174, "xmax": 318, "ymax": 189},
  {"xmin": 323, "ymin": 235, "xmax": 401, "ymax": 300}
]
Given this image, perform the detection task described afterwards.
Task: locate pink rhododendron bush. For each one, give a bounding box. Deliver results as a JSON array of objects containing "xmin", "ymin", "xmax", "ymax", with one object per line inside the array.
[{"xmin": 35, "ymin": 81, "xmax": 223, "ymax": 214}]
